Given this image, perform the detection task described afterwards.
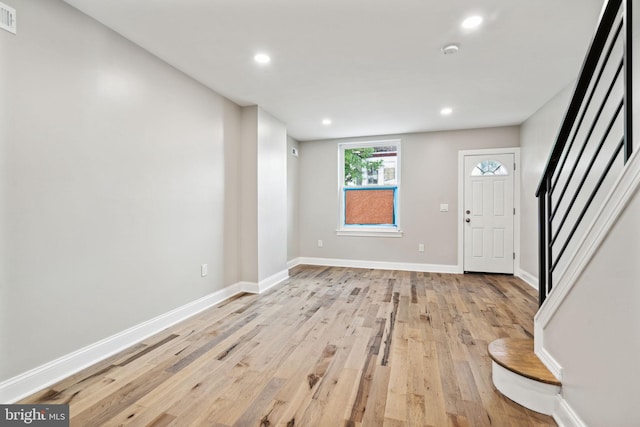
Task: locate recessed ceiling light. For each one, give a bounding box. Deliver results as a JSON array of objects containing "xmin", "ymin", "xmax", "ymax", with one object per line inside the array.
[
  {"xmin": 322, "ymin": 118, "xmax": 332, "ymax": 125},
  {"xmin": 440, "ymin": 107, "xmax": 453, "ymax": 116},
  {"xmin": 254, "ymin": 53, "xmax": 271, "ymax": 64},
  {"xmin": 441, "ymin": 44, "xmax": 460, "ymax": 55},
  {"xmin": 461, "ymin": 15, "xmax": 483, "ymax": 29}
]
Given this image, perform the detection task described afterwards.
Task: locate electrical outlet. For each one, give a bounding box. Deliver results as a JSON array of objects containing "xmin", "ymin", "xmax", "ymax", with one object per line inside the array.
[
  {"xmin": 201, "ymin": 264, "xmax": 208, "ymax": 277},
  {"xmin": 317, "ymin": 240, "xmax": 323, "ymax": 248},
  {"xmin": 418, "ymin": 243, "xmax": 425, "ymax": 252}
]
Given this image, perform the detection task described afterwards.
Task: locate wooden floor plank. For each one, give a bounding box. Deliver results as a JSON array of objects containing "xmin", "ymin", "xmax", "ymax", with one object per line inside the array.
[{"xmin": 20, "ymin": 266, "xmax": 556, "ymax": 426}]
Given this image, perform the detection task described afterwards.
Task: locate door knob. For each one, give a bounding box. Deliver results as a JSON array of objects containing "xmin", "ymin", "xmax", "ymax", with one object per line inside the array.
[
  {"xmin": 465, "ymin": 218, "xmax": 471, "ymax": 223},
  {"xmin": 466, "ymin": 210, "xmax": 471, "ymax": 214}
]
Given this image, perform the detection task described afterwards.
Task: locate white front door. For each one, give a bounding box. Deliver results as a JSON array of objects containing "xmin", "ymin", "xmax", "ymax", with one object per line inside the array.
[{"xmin": 463, "ymin": 153, "xmax": 514, "ymax": 274}]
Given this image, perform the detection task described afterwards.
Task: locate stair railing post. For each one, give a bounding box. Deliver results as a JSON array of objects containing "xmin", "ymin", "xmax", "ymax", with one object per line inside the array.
[
  {"xmin": 545, "ymin": 175, "xmax": 554, "ymax": 297},
  {"xmin": 623, "ymin": 0, "xmax": 633, "ymax": 163},
  {"xmin": 538, "ymin": 190, "xmax": 547, "ymax": 306}
]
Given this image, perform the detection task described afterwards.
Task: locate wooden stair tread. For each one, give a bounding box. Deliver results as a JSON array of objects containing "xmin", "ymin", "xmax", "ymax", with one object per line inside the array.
[{"xmin": 488, "ymin": 338, "xmax": 561, "ymax": 386}]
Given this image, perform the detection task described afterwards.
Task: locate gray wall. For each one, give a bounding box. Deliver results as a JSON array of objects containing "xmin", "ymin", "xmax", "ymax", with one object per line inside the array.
[
  {"xmin": 519, "ymin": 85, "xmax": 574, "ymax": 278},
  {"xmin": 256, "ymin": 108, "xmax": 288, "ymax": 281},
  {"xmin": 0, "ymin": 18, "xmax": 7, "ymax": 377},
  {"xmin": 239, "ymin": 107, "xmax": 259, "ymax": 283},
  {"xmin": 223, "ymin": 101, "xmax": 242, "ymax": 286},
  {"xmin": 238, "ymin": 107, "xmax": 288, "ymax": 283},
  {"xmin": 287, "ymin": 137, "xmax": 300, "ymax": 261},
  {"xmin": 0, "ymin": 0, "xmax": 242, "ymax": 380},
  {"xmin": 298, "ymin": 127, "xmax": 519, "ymax": 266}
]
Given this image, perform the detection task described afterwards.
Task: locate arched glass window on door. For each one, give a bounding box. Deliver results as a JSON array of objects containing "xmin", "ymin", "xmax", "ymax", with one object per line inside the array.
[{"xmin": 471, "ymin": 160, "xmax": 509, "ymax": 176}]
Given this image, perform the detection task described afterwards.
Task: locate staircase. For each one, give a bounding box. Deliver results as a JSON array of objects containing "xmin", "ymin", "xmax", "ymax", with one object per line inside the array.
[
  {"xmin": 490, "ymin": 0, "xmax": 633, "ymax": 420},
  {"xmin": 536, "ymin": 0, "xmax": 632, "ymax": 306},
  {"xmin": 488, "ymin": 338, "xmax": 560, "ymax": 415}
]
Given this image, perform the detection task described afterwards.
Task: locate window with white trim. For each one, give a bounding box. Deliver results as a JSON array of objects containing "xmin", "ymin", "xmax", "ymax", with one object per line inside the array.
[{"xmin": 338, "ymin": 140, "xmax": 401, "ymax": 236}]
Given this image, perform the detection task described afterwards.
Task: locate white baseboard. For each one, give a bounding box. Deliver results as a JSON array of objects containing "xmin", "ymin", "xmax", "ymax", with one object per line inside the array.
[
  {"xmin": 294, "ymin": 257, "xmax": 459, "ymax": 274},
  {"xmin": 237, "ymin": 281, "xmax": 259, "ymax": 294},
  {"xmin": 0, "ymin": 282, "xmax": 249, "ymax": 404},
  {"xmin": 517, "ymin": 269, "xmax": 538, "ymax": 290},
  {"xmin": 535, "ymin": 346, "xmax": 563, "ymax": 382},
  {"xmin": 554, "ymin": 395, "xmax": 587, "ymax": 427},
  {"xmin": 287, "ymin": 257, "xmax": 301, "ymax": 269},
  {"xmin": 258, "ymin": 269, "xmax": 289, "ymax": 293},
  {"xmin": 238, "ymin": 269, "xmax": 290, "ymax": 294}
]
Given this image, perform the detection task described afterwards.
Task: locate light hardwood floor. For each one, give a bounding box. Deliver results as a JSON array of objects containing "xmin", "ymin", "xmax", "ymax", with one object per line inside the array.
[{"xmin": 22, "ymin": 266, "xmax": 556, "ymax": 426}]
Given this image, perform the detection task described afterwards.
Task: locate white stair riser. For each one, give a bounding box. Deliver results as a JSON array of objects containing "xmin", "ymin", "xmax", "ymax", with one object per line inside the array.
[{"xmin": 492, "ymin": 361, "xmax": 560, "ymax": 415}]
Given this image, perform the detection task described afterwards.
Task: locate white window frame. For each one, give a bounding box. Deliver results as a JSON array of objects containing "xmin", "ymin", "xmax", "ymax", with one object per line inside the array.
[{"xmin": 337, "ymin": 140, "xmax": 403, "ymax": 237}]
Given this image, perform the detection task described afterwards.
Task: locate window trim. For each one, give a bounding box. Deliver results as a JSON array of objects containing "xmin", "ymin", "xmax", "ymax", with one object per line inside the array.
[{"xmin": 337, "ymin": 140, "xmax": 402, "ymax": 237}]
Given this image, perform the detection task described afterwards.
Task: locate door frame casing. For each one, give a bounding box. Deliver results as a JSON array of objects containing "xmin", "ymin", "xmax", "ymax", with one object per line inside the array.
[{"xmin": 457, "ymin": 147, "xmax": 521, "ymax": 274}]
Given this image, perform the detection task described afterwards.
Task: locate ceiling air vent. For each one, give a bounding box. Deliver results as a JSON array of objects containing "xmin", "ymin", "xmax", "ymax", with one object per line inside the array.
[{"xmin": 0, "ymin": 2, "xmax": 16, "ymax": 35}]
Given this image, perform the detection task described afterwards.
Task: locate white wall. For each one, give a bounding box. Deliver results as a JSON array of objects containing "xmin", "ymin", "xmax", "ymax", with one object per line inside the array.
[
  {"xmin": 0, "ymin": 0, "xmax": 242, "ymax": 381},
  {"xmin": 287, "ymin": 136, "xmax": 300, "ymax": 261},
  {"xmin": 519, "ymin": 85, "xmax": 574, "ymax": 280},
  {"xmin": 298, "ymin": 127, "xmax": 519, "ymax": 266}
]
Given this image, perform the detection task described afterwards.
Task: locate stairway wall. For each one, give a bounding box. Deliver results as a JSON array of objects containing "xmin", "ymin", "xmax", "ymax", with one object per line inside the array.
[
  {"xmin": 539, "ymin": 5, "xmax": 640, "ymax": 425},
  {"xmin": 544, "ymin": 187, "xmax": 640, "ymax": 426},
  {"xmin": 519, "ymin": 85, "xmax": 574, "ymax": 283}
]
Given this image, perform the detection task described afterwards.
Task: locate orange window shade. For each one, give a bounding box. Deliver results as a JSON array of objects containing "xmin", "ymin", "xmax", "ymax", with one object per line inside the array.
[{"xmin": 345, "ymin": 189, "xmax": 394, "ymax": 224}]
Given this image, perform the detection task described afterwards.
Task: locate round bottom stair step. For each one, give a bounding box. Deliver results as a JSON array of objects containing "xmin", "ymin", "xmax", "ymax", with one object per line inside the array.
[{"xmin": 488, "ymin": 338, "xmax": 561, "ymax": 415}]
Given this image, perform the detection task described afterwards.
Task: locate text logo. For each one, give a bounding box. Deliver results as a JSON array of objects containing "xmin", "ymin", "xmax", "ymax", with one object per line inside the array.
[{"xmin": 1, "ymin": 405, "xmax": 69, "ymax": 426}]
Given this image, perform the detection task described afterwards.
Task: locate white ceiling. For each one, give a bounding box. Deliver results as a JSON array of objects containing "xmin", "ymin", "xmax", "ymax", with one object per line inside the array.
[{"xmin": 63, "ymin": 0, "xmax": 604, "ymax": 141}]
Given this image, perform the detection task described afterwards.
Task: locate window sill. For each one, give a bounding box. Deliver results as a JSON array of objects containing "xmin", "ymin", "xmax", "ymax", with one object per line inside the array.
[{"xmin": 336, "ymin": 228, "xmax": 403, "ymax": 238}]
